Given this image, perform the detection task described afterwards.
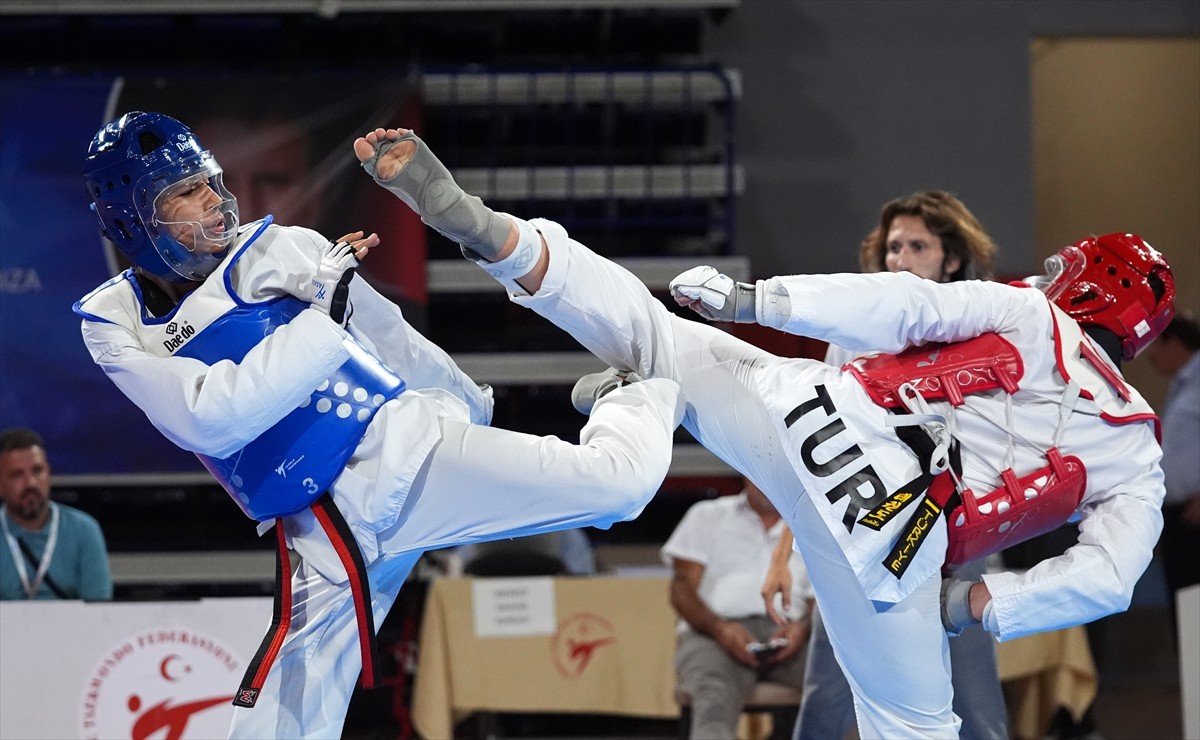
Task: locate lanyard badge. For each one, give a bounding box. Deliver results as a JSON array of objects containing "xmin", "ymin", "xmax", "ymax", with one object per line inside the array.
[{"xmin": 2, "ymin": 502, "xmax": 60, "ymax": 599}]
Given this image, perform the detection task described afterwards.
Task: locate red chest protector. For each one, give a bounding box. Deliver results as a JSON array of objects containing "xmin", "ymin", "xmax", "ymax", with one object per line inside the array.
[
  {"xmin": 846, "ymin": 332, "xmax": 1023, "ymax": 408},
  {"xmin": 849, "ymin": 333, "xmax": 1087, "ymax": 568},
  {"xmin": 938, "ymin": 448, "xmax": 1085, "ymax": 567}
]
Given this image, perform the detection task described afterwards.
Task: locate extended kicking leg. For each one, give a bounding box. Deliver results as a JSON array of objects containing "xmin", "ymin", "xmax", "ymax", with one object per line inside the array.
[{"xmin": 356, "ymin": 128, "xmax": 790, "ymax": 493}]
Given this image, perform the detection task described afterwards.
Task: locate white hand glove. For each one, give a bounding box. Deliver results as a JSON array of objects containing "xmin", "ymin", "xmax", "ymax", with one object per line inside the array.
[
  {"xmin": 307, "ymin": 240, "xmax": 358, "ymax": 326},
  {"xmin": 940, "ymin": 577, "xmax": 981, "ymax": 636},
  {"xmin": 668, "ymin": 266, "xmax": 757, "ymax": 323}
]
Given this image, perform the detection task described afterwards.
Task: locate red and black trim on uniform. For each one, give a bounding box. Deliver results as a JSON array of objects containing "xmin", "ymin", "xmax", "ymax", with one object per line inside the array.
[
  {"xmin": 234, "ymin": 519, "xmax": 293, "ymax": 707},
  {"xmin": 311, "ymin": 493, "xmax": 382, "ymax": 689},
  {"xmin": 232, "ymin": 492, "xmax": 381, "ymax": 709}
]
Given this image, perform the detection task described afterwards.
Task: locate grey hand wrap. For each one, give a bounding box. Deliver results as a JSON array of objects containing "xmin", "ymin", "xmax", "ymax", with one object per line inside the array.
[
  {"xmin": 940, "ymin": 577, "xmax": 981, "ymax": 636},
  {"xmin": 362, "ymin": 131, "xmax": 511, "ymax": 260}
]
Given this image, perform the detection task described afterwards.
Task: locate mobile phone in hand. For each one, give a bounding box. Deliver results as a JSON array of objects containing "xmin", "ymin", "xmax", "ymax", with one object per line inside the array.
[{"xmin": 748, "ymin": 637, "xmax": 789, "ymax": 662}]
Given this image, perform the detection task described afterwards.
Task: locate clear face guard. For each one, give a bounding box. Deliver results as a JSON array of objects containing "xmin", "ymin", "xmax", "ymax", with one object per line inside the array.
[
  {"xmin": 152, "ymin": 170, "xmax": 239, "ymax": 252},
  {"xmin": 1022, "ymin": 245, "xmax": 1087, "ymax": 300},
  {"xmin": 137, "ymin": 153, "xmax": 240, "ymax": 281}
]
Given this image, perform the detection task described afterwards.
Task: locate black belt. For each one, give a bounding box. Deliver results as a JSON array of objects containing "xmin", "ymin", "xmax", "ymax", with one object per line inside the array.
[
  {"xmin": 870, "ymin": 422, "xmax": 964, "ymax": 579},
  {"xmin": 233, "ymin": 491, "xmax": 381, "ymax": 708}
]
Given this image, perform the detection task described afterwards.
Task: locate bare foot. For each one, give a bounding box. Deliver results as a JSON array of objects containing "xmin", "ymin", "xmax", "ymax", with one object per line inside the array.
[{"xmin": 352, "ymin": 128, "xmax": 415, "ymax": 181}]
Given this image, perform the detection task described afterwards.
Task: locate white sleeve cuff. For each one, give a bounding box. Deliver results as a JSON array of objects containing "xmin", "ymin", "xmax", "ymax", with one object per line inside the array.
[
  {"xmin": 982, "ymin": 599, "xmax": 1000, "ymax": 633},
  {"xmin": 755, "ymin": 278, "xmax": 793, "ymax": 330}
]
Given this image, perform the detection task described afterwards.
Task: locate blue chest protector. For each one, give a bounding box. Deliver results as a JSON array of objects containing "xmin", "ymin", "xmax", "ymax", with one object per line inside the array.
[
  {"xmin": 136, "ymin": 221, "xmax": 411, "ymax": 524},
  {"xmin": 176, "ymin": 296, "xmax": 405, "ymax": 519},
  {"xmin": 75, "ymin": 222, "xmax": 403, "ymax": 695},
  {"xmin": 73, "ymin": 220, "xmax": 407, "ymax": 520},
  {"xmin": 174, "ymin": 296, "xmax": 404, "ymax": 519},
  {"xmin": 177, "ymin": 296, "xmax": 403, "ymax": 699}
]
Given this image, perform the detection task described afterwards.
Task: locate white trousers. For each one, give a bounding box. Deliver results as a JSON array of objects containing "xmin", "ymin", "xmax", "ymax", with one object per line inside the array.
[
  {"xmin": 228, "ymin": 376, "xmax": 683, "ymax": 739},
  {"xmin": 511, "ymin": 219, "xmax": 960, "ymax": 739}
]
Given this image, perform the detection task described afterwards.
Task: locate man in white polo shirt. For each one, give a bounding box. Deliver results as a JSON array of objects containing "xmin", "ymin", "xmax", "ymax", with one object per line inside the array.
[{"xmin": 662, "ymin": 477, "xmax": 813, "ymax": 738}]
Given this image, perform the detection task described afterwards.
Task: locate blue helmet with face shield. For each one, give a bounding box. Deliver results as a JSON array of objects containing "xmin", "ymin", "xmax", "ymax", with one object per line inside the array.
[{"xmin": 83, "ymin": 111, "xmax": 239, "ymax": 283}]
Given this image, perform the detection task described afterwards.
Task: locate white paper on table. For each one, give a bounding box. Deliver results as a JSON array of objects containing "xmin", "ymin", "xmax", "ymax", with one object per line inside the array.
[{"xmin": 471, "ymin": 577, "xmax": 557, "ymax": 638}]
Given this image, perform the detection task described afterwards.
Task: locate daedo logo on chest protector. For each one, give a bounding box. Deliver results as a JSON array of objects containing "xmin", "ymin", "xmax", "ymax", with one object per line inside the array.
[
  {"xmin": 162, "ymin": 320, "xmax": 196, "ymax": 353},
  {"xmin": 784, "ymin": 384, "xmax": 889, "ymax": 533}
]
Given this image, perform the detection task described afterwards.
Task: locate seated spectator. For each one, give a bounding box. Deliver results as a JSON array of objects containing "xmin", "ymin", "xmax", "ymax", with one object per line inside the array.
[
  {"xmin": 0, "ymin": 428, "xmax": 113, "ymax": 600},
  {"xmin": 663, "ymin": 477, "xmax": 813, "ymax": 739}
]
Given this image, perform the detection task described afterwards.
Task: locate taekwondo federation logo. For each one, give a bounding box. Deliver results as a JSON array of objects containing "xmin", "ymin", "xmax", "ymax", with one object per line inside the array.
[
  {"xmin": 550, "ymin": 613, "xmax": 616, "ymax": 678},
  {"xmin": 79, "ymin": 628, "xmax": 242, "ymax": 740}
]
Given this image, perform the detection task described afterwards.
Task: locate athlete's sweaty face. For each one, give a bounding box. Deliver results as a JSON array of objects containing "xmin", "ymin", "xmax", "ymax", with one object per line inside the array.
[
  {"xmin": 884, "ymin": 215, "xmax": 961, "ymax": 283},
  {"xmin": 157, "ymin": 181, "xmax": 228, "ymax": 254}
]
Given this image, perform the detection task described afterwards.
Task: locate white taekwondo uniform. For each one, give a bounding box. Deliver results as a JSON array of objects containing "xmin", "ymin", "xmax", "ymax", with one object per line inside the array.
[
  {"xmin": 75, "ymin": 218, "xmax": 684, "ymax": 739},
  {"xmin": 497, "ymin": 218, "xmax": 1163, "ymax": 738}
]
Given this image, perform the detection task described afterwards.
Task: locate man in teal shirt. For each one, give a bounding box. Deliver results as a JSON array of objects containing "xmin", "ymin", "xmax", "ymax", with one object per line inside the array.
[{"xmin": 0, "ymin": 428, "xmax": 112, "ymax": 600}]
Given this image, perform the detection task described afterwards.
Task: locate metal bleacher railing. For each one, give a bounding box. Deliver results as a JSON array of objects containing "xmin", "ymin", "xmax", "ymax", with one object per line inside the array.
[
  {"xmin": 422, "ymin": 68, "xmax": 742, "ymax": 201},
  {"xmin": 421, "ymin": 65, "xmax": 745, "ymax": 481},
  {"xmin": 417, "ymin": 67, "xmax": 748, "ymax": 508},
  {"xmin": 422, "ymin": 63, "xmax": 745, "ymax": 341},
  {"xmin": 419, "ymin": 66, "xmax": 742, "ymax": 250}
]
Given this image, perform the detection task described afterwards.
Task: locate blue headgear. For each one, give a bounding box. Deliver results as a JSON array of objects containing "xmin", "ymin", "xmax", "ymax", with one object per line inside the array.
[{"xmin": 83, "ymin": 111, "xmax": 239, "ymax": 283}]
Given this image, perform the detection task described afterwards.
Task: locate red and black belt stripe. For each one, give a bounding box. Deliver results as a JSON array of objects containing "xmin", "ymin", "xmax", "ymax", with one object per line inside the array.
[{"xmin": 233, "ymin": 491, "xmax": 381, "ymax": 708}]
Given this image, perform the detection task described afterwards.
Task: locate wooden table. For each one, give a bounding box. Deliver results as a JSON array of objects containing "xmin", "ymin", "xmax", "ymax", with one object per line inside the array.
[
  {"xmin": 411, "ymin": 576, "xmax": 1097, "ymax": 739},
  {"xmin": 997, "ymin": 624, "xmax": 1098, "ymax": 739},
  {"xmin": 411, "ymin": 576, "xmax": 679, "ymax": 739}
]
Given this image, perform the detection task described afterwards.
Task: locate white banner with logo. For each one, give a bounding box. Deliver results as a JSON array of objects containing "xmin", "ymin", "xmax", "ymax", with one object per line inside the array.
[{"xmin": 0, "ymin": 597, "xmax": 270, "ymax": 740}]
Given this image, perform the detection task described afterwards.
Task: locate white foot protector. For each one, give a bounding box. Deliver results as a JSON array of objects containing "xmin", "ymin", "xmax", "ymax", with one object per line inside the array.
[{"xmin": 571, "ymin": 369, "xmax": 646, "ymax": 415}]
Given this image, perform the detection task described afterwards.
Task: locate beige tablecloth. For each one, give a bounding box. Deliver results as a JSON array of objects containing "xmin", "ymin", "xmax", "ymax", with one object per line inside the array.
[
  {"xmin": 411, "ymin": 576, "xmax": 678, "ymax": 739},
  {"xmin": 997, "ymin": 625, "xmax": 1099, "ymax": 740},
  {"xmin": 411, "ymin": 575, "xmax": 1097, "ymax": 740}
]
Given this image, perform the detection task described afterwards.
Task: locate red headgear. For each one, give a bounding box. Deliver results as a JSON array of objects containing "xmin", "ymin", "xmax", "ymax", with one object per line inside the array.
[{"xmin": 1040, "ymin": 233, "xmax": 1174, "ymax": 360}]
